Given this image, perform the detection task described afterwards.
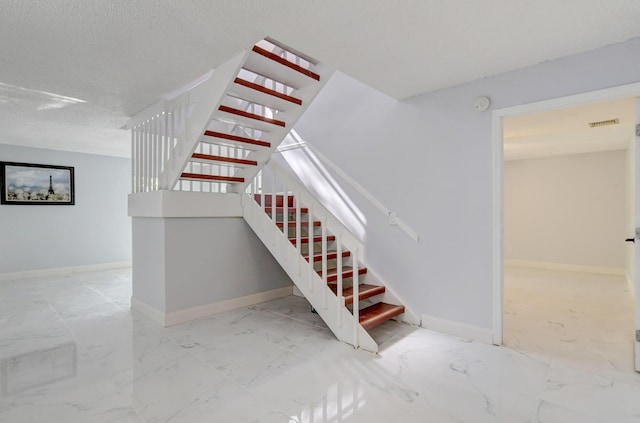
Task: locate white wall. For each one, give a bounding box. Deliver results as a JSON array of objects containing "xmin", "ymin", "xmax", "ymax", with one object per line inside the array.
[
  {"xmin": 0, "ymin": 144, "xmax": 131, "ymax": 274},
  {"xmin": 293, "ymin": 36, "xmax": 640, "ymax": 330},
  {"xmin": 504, "ymin": 150, "xmax": 626, "ymax": 270}
]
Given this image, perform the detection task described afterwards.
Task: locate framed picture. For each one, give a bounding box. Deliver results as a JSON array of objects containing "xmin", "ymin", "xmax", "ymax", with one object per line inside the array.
[{"xmin": 0, "ymin": 162, "xmax": 74, "ymax": 205}]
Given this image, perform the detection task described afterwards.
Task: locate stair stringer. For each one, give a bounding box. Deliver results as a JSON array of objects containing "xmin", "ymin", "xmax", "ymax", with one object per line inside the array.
[
  {"xmin": 164, "ymin": 50, "xmax": 249, "ymax": 189},
  {"xmin": 242, "ymin": 193, "xmax": 378, "ymax": 353}
]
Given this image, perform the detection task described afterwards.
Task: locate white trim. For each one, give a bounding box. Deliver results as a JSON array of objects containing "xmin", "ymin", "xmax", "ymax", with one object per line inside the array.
[
  {"xmin": 492, "ymin": 112, "xmax": 504, "ymax": 346},
  {"xmin": 492, "ymin": 81, "xmax": 640, "ymax": 348},
  {"xmin": 165, "ymin": 286, "xmax": 293, "ymax": 326},
  {"xmin": 506, "ymin": 259, "xmax": 625, "ymax": 276},
  {"xmin": 132, "ymin": 286, "xmax": 293, "ymax": 327},
  {"xmin": 128, "ymin": 191, "xmax": 242, "ymax": 218},
  {"xmin": 130, "ymin": 297, "xmax": 166, "ymax": 325},
  {"xmin": 0, "ymin": 261, "xmax": 132, "ymax": 282},
  {"xmin": 421, "ymin": 314, "xmax": 493, "ymax": 344}
]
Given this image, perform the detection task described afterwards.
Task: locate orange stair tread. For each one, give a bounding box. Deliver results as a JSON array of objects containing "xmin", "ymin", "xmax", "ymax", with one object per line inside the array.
[
  {"xmin": 191, "ymin": 153, "xmax": 257, "ymax": 166},
  {"xmin": 329, "ymin": 284, "xmax": 385, "ymax": 305},
  {"xmin": 359, "ymin": 303, "xmax": 405, "ymax": 330},
  {"xmin": 252, "ymin": 45, "xmax": 321, "ymax": 81},
  {"xmin": 218, "ymin": 105, "xmax": 286, "ymax": 127},
  {"xmin": 318, "ymin": 266, "xmax": 367, "ymax": 283},
  {"xmin": 303, "ymin": 250, "xmax": 351, "ymax": 262},
  {"xmin": 275, "ymin": 220, "xmax": 321, "ymax": 227},
  {"xmin": 234, "ymin": 77, "xmax": 302, "ymax": 105},
  {"xmin": 263, "ymin": 206, "xmax": 309, "ymax": 213},
  {"xmin": 289, "ymin": 235, "xmax": 336, "ymax": 245},
  {"xmin": 203, "ymin": 130, "xmax": 270, "ymax": 148},
  {"xmin": 180, "ymin": 173, "xmax": 244, "ymax": 183}
]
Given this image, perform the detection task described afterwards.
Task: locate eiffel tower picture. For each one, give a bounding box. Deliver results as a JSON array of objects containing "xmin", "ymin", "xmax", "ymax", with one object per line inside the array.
[
  {"xmin": 1, "ymin": 162, "xmax": 75, "ymax": 205},
  {"xmin": 48, "ymin": 175, "xmax": 55, "ymax": 196}
]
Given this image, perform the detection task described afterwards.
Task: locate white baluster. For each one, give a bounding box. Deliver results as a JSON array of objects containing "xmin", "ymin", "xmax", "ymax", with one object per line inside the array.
[
  {"xmin": 270, "ymin": 166, "xmax": 276, "ymax": 223},
  {"xmin": 322, "ymin": 217, "xmax": 328, "ymax": 309},
  {"xmin": 296, "ymin": 197, "xmax": 301, "ymax": 275},
  {"xmin": 283, "ymin": 182, "xmax": 288, "ymax": 261},
  {"xmin": 337, "ymin": 231, "xmax": 343, "ymax": 327},
  {"xmin": 130, "ymin": 128, "xmax": 134, "ymax": 192},
  {"xmin": 308, "ymin": 202, "xmax": 314, "ymax": 292},
  {"xmin": 353, "ymin": 246, "xmax": 360, "ymax": 349}
]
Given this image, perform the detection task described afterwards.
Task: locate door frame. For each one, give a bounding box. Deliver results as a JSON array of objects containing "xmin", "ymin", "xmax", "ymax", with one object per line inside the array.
[{"xmin": 491, "ymin": 81, "xmax": 640, "ymax": 345}]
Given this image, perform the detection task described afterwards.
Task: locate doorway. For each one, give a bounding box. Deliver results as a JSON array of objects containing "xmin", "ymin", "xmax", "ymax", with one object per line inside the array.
[{"xmin": 491, "ymin": 84, "xmax": 640, "ymax": 372}]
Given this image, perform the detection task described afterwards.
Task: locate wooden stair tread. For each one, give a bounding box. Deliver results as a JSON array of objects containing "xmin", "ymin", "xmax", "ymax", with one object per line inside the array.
[
  {"xmin": 252, "ymin": 46, "xmax": 320, "ymax": 81},
  {"xmin": 275, "ymin": 220, "xmax": 321, "ymax": 228},
  {"xmin": 329, "ymin": 284, "xmax": 385, "ymax": 305},
  {"xmin": 319, "ymin": 266, "xmax": 367, "ymax": 283},
  {"xmin": 218, "ymin": 105, "xmax": 286, "ymax": 127},
  {"xmin": 289, "ymin": 235, "xmax": 336, "ymax": 245},
  {"xmin": 254, "ymin": 194, "xmax": 294, "ymax": 207},
  {"xmin": 202, "ymin": 131, "xmax": 270, "ymax": 148},
  {"xmin": 303, "ymin": 250, "xmax": 350, "ymax": 262},
  {"xmin": 191, "ymin": 153, "xmax": 257, "ymax": 166},
  {"xmin": 180, "ymin": 173, "xmax": 244, "ymax": 183},
  {"xmin": 234, "ymin": 77, "xmax": 302, "ymax": 105},
  {"xmin": 263, "ymin": 206, "xmax": 309, "ymax": 213},
  {"xmin": 359, "ymin": 303, "xmax": 405, "ymax": 330}
]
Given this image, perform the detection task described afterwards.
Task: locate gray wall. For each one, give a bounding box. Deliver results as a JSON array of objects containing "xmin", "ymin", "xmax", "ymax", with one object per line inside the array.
[
  {"xmin": 0, "ymin": 144, "xmax": 131, "ymax": 273},
  {"xmin": 132, "ymin": 216, "xmax": 292, "ymax": 313},
  {"xmin": 293, "ymin": 36, "xmax": 640, "ymax": 329},
  {"xmin": 504, "ymin": 150, "xmax": 626, "ymax": 269}
]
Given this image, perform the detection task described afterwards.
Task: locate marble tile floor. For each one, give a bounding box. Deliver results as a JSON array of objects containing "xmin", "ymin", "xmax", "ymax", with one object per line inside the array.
[
  {"xmin": 504, "ymin": 265, "xmax": 636, "ymax": 373},
  {"xmin": 0, "ymin": 267, "xmax": 638, "ymax": 423}
]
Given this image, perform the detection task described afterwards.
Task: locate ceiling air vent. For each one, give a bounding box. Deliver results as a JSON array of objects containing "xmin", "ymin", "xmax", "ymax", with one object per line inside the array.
[{"xmin": 588, "ymin": 118, "xmax": 619, "ymax": 128}]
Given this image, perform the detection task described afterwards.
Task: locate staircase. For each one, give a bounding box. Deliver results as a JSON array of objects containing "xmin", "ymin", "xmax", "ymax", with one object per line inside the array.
[
  {"xmin": 127, "ymin": 38, "xmax": 415, "ymax": 353},
  {"xmin": 242, "ymin": 160, "xmax": 415, "ymax": 352}
]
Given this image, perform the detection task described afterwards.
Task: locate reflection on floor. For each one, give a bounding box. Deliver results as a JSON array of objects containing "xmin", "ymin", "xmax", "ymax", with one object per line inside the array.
[
  {"xmin": 505, "ymin": 265, "xmax": 636, "ymax": 373},
  {"xmin": 0, "ymin": 267, "xmax": 638, "ymax": 423}
]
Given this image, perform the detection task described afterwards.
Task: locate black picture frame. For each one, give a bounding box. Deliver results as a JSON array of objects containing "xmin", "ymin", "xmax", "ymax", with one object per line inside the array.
[{"xmin": 0, "ymin": 161, "xmax": 75, "ymax": 205}]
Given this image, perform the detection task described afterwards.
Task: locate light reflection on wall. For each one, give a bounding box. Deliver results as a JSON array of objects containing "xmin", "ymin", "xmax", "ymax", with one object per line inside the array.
[{"xmin": 278, "ymin": 130, "xmax": 367, "ymax": 241}]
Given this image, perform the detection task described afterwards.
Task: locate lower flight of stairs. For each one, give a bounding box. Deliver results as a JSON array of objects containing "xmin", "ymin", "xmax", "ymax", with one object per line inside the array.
[{"xmin": 254, "ymin": 193, "xmax": 405, "ymax": 333}]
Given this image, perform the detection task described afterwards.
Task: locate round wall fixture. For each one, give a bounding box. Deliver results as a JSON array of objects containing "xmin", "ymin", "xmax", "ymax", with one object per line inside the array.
[{"xmin": 473, "ymin": 96, "xmax": 491, "ymax": 112}]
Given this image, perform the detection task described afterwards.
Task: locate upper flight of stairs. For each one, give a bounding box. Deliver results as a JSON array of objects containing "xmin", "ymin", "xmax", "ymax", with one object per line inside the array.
[{"xmin": 175, "ymin": 39, "xmax": 328, "ymax": 193}]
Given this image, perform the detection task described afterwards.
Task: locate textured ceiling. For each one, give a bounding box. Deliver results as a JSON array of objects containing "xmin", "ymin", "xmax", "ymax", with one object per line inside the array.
[{"xmin": 1, "ymin": 0, "xmax": 640, "ymax": 157}]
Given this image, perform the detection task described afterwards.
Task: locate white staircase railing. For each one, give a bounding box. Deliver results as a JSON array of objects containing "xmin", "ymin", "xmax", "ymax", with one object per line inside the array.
[
  {"xmin": 242, "ymin": 159, "xmax": 378, "ymax": 352},
  {"xmin": 127, "ymin": 51, "xmax": 247, "ymax": 192},
  {"xmin": 276, "ymin": 131, "xmax": 420, "ymax": 242}
]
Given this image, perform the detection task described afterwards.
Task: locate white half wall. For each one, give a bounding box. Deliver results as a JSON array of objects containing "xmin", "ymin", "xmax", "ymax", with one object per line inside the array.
[
  {"xmin": 293, "ymin": 36, "xmax": 640, "ymax": 332},
  {"xmin": 504, "ymin": 150, "xmax": 626, "ymax": 270},
  {"xmin": 0, "ymin": 144, "xmax": 131, "ymax": 274}
]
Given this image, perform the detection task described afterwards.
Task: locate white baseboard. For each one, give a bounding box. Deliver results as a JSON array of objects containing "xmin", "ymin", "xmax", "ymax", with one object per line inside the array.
[
  {"xmin": 131, "ymin": 286, "xmax": 293, "ymax": 327},
  {"xmin": 0, "ymin": 261, "xmax": 132, "ymax": 282},
  {"xmin": 505, "ymin": 259, "xmax": 625, "ymax": 276},
  {"xmin": 131, "ymin": 297, "xmax": 166, "ymax": 325},
  {"xmin": 421, "ymin": 314, "xmax": 493, "ymax": 344}
]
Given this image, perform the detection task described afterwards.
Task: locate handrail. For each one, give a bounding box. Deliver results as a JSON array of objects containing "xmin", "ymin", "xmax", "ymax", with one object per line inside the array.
[{"xmin": 275, "ymin": 136, "xmax": 420, "ymax": 242}]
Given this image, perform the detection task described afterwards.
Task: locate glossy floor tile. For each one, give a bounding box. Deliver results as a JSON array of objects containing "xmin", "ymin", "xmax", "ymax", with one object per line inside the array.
[
  {"xmin": 0, "ymin": 267, "xmax": 638, "ymax": 422},
  {"xmin": 504, "ymin": 265, "xmax": 636, "ymax": 373}
]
